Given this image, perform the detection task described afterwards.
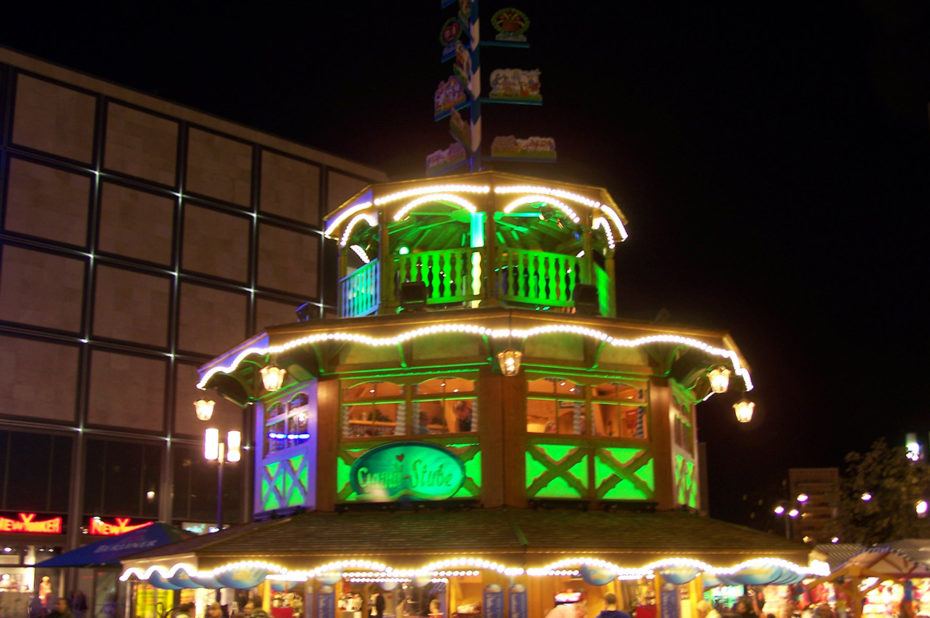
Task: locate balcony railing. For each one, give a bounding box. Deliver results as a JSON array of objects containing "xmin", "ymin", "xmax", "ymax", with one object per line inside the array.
[
  {"xmin": 340, "ymin": 259, "xmax": 380, "ymax": 318},
  {"xmin": 495, "ymin": 249, "xmax": 581, "ymax": 309},
  {"xmin": 394, "ymin": 248, "xmax": 483, "ymax": 305},
  {"xmin": 339, "ymin": 248, "xmax": 611, "ymax": 317}
]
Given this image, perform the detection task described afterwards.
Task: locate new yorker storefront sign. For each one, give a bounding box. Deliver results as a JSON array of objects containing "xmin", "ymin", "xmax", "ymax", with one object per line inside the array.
[
  {"xmin": 0, "ymin": 513, "xmax": 63, "ymax": 534},
  {"xmin": 349, "ymin": 442, "xmax": 465, "ymax": 501}
]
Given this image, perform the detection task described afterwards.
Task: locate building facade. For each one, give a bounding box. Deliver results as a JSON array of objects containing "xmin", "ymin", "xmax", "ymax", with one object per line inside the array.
[
  {"xmin": 789, "ymin": 467, "xmax": 840, "ymax": 543},
  {"xmin": 0, "ymin": 46, "xmax": 386, "ymax": 610},
  {"xmin": 119, "ymin": 173, "xmax": 818, "ymax": 618}
]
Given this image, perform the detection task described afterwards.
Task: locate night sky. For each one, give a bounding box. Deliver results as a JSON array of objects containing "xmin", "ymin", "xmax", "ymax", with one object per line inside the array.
[{"xmin": 3, "ymin": 2, "xmax": 929, "ymax": 525}]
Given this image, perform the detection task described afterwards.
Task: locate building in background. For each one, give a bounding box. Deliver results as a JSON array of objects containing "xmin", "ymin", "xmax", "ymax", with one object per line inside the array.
[
  {"xmin": 789, "ymin": 467, "xmax": 840, "ymax": 543},
  {"xmin": 0, "ymin": 46, "xmax": 386, "ymax": 609}
]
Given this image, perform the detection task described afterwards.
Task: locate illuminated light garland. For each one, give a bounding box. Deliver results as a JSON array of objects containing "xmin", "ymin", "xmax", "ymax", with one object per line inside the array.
[
  {"xmin": 494, "ymin": 185, "xmax": 629, "ymax": 242},
  {"xmin": 349, "ymin": 245, "xmax": 371, "ymax": 264},
  {"xmin": 340, "ymin": 212, "xmax": 379, "ymax": 247},
  {"xmin": 710, "ymin": 557, "xmax": 812, "ymax": 577},
  {"xmin": 502, "ymin": 195, "xmax": 580, "ymax": 224},
  {"xmin": 374, "ymin": 185, "xmax": 491, "ymax": 206},
  {"xmin": 325, "ymin": 201, "xmax": 373, "ymax": 239},
  {"xmin": 122, "ymin": 556, "xmax": 824, "ymax": 586},
  {"xmin": 599, "ymin": 205, "xmax": 629, "ymax": 242},
  {"xmin": 642, "ymin": 558, "xmax": 715, "ymax": 573},
  {"xmin": 393, "ymin": 193, "xmax": 478, "ymax": 221},
  {"xmin": 198, "ymin": 325, "xmax": 753, "ymax": 392},
  {"xmin": 593, "ymin": 217, "xmax": 615, "ymax": 250}
]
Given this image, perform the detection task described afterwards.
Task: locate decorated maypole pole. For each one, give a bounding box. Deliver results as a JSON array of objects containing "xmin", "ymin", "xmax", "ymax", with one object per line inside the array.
[{"xmin": 428, "ymin": 1, "xmax": 554, "ymax": 176}]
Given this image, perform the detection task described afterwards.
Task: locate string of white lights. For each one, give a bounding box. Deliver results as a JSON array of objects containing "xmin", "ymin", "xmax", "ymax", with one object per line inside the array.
[
  {"xmin": 121, "ymin": 556, "xmax": 825, "ymax": 585},
  {"xmin": 197, "ymin": 324, "xmax": 753, "ymax": 391},
  {"xmin": 502, "ymin": 195, "xmax": 581, "ymax": 224}
]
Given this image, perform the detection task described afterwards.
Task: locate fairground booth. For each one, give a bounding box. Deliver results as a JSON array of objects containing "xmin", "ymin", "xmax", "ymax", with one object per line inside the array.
[{"xmin": 120, "ymin": 172, "xmax": 825, "ymax": 618}]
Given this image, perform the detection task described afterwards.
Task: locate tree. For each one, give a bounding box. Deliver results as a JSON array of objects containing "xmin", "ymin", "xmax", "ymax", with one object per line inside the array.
[{"xmin": 837, "ymin": 438, "xmax": 930, "ymax": 544}]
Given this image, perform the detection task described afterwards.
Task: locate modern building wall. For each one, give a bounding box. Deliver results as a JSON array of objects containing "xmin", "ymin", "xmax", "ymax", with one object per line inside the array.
[
  {"xmin": 789, "ymin": 467, "xmax": 839, "ymax": 543},
  {"xmin": 0, "ymin": 45, "xmax": 387, "ymax": 574}
]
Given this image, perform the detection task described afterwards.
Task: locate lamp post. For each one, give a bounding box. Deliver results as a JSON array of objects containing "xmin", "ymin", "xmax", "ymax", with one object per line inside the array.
[{"xmin": 203, "ymin": 428, "xmax": 241, "ymax": 532}]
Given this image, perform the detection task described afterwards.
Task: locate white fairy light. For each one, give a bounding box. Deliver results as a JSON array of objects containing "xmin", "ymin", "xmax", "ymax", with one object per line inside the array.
[
  {"xmin": 348, "ymin": 245, "xmax": 371, "ymax": 264},
  {"xmin": 502, "ymin": 195, "xmax": 580, "ymax": 224},
  {"xmin": 392, "ymin": 193, "xmax": 478, "ymax": 221},
  {"xmin": 340, "ymin": 212, "xmax": 379, "ymax": 247},
  {"xmin": 593, "ymin": 216, "xmax": 615, "ymax": 249},
  {"xmin": 325, "ymin": 201, "xmax": 373, "ymax": 238},
  {"xmin": 375, "ymin": 185, "xmax": 491, "ymax": 206},
  {"xmin": 198, "ymin": 325, "xmax": 753, "ymax": 391}
]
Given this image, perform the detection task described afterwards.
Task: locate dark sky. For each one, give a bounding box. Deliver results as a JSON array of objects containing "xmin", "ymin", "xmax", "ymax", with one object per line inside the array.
[{"xmin": 3, "ymin": 2, "xmax": 929, "ymax": 525}]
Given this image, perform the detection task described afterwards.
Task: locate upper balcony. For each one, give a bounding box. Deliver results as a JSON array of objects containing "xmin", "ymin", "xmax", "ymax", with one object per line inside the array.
[{"xmin": 324, "ymin": 171, "xmax": 629, "ymax": 318}]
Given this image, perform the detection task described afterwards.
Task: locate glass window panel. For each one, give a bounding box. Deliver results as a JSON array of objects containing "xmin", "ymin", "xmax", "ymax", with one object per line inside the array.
[
  {"xmin": 342, "ymin": 403, "xmax": 402, "ymax": 438},
  {"xmin": 172, "ymin": 444, "xmax": 215, "ymax": 522},
  {"xmin": 103, "ymin": 442, "xmax": 143, "ymax": 516},
  {"xmin": 528, "ymin": 377, "xmax": 581, "ymax": 396},
  {"xmin": 6, "ymin": 432, "xmax": 59, "ymax": 511},
  {"xmin": 264, "ymin": 402, "xmax": 285, "ymax": 424},
  {"xmin": 592, "ymin": 382, "xmax": 649, "ymax": 439},
  {"xmin": 343, "ymin": 381, "xmax": 403, "ymax": 402},
  {"xmin": 592, "ymin": 382, "xmax": 645, "ymax": 402},
  {"xmin": 289, "ymin": 393, "xmax": 309, "ymax": 409},
  {"xmin": 415, "ymin": 377, "xmax": 474, "ymax": 395},
  {"xmin": 527, "ymin": 399, "xmax": 556, "ymax": 433},
  {"xmin": 50, "ymin": 436, "xmax": 73, "ymax": 513},
  {"xmin": 414, "ymin": 400, "xmax": 446, "ymax": 434},
  {"xmin": 413, "ymin": 398, "xmax": 476, "ymax": 434}
]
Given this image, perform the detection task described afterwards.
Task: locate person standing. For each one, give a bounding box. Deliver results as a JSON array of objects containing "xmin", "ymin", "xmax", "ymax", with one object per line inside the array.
[
  {"xmin": 369, "ymin": 591, "xmax": 385, "ymax": 618},
  {"xmin": 38, "ymin": 576, "xmax": 53, "ymax": 610},
  {"xmin": 47, "ymin": 598, "xmax": 73, "ymax": 618},
  {"xmin": 696, "ymin": 601, "xmax": 721, "ymax": 618},
  {"xmin": 69, "ymin": 590, "xmax": 88, "ymax": 618},
  {"xmin": 596, "ymin": 594, "xmax": 631, "ymax": 618}
]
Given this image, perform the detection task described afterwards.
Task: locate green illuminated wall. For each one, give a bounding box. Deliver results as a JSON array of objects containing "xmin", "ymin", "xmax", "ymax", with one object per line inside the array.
[
  {"xmin": 675, "ymin": 454, "xmax": 697, "ymax": 509},
  {"xmin": 336, "ymin": 442, "xmax": 481, "ymax": 502},
  {"xmin": 526, "ymin": 443, "xmax": 655, "ymax": 501},
  {"xmin": 260, "ymin": 453, "xmax": 313, "ymax": 511}
]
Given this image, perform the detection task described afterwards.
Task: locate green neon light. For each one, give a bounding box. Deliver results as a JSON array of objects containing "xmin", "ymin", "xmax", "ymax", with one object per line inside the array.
[
  {"xmin": 537, "ymin": 475, "xmax": 582, "ymax": 499},
  {"xmin": 349, "ymin": 442, "xmax": 466, "ymax": 501}
]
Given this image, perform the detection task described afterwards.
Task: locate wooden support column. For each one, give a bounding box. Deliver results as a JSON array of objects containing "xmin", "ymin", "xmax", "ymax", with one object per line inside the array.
[
  {"xmin": 478, "ymin": 366, "xmax": 505, "ymax": 507},
  {"xmin": 377, "ymin": 204, "xmax": 394, "ymax": 315},
  {"xmin": 481, "ymin": 188, "xmax": 498, "ymax": 306},
  {"xmin": 649, "ymin": 377, "xmax": 676, "ymax": 510},
  {"xmin": 316, "ymin": 377, "xmax": 340, "ymax": 511}
]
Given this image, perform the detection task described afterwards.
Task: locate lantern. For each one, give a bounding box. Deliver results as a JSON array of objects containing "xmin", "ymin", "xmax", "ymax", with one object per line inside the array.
[
  {"xmin": 194, "ymin": 399, "xmax": 215, "ymax": 421},
  {"xmin": 260, "ymin": 365, "xmax": 287, "ymax": 392},
  {"xmin": 497, "ymin": 349, "xmax": 522, "ymax": 376},
  {"xmin": 707, "ymin": 367, "xmax": 730, "ymax": 394},
  {"xmin": 733, "ymin": 399, "xmax": 754, "ymax": 423}
]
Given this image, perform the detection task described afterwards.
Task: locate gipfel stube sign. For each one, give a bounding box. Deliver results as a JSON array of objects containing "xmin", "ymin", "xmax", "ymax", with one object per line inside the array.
[{"xmin": 349, "ymin": 442, "xmax": 466, "ymax": 501}]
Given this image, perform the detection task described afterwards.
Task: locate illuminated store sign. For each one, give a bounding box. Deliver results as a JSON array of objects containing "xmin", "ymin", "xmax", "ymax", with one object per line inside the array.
[
  {"xmin": 88, "ymin": 517, "xmax": 154, "ymax": 536},
  {"xmin": 0, "ymin": 513, "xmax": 62, "ymax": 534},
  {"xmin": 349, "ymin": 442, "xmax": 465, "ymax": 501}
]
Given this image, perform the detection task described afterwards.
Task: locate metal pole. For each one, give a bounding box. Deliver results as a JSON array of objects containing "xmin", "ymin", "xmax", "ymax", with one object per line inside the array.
[
  {"xmin": 784, "ymin": 515, "xmax": 790, "ymax": 540},
  {"xmin": 216, "ymin": 442, "xmax": 225, "ymax": 603},
  {"xmin": 216, "ymin": 443, "xmax": 225, "ymax": 532}
]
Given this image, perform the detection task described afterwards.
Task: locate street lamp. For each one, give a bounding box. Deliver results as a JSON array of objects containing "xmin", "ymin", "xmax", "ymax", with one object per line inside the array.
[
  {"xmin": 194, "ymin": 399, "xmax": 215, "ymax": 421},
  {"xmin": 260, "ymin": 365, "xmax": 287, "ymax": 392},
  {"xmin": 733, "ymin": 398, "xmax": 755, "ymax": 423},
  {"xmin": 203, "ymin": 428, "xmax": 241, "ymax": 532},
  {"xmin": 707, "ymin": 367, "xmax": 731, "ymax": 394},
  {"xmin": 497, "ymin": 349, "xmax": 522, "ymax": 376}
]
